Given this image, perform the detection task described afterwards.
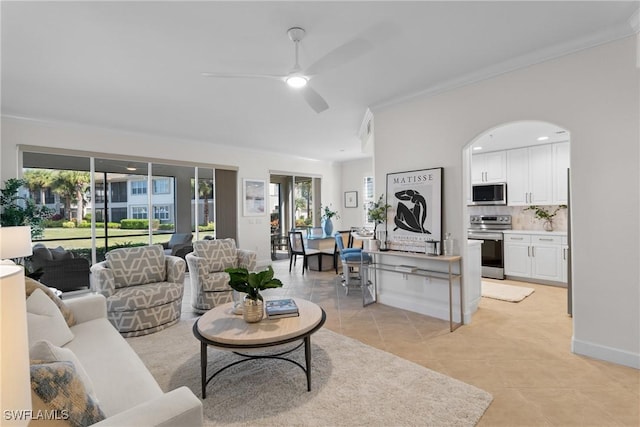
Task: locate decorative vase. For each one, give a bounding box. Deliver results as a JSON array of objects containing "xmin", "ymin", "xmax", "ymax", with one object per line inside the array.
[
  {"xmin": 543, "ymin": 220, "xmax": 554, "ymax": 232},
  {"xmin": 231, "ymin": 290, "xmax": 243, "ymax": 315},
  {"xmin": 322, "ymin": 218, "xmax": 333, "ymax": 236},
  {"xmin": 242, "ymin": 296, "xmax": 263, "ymax": 323}
]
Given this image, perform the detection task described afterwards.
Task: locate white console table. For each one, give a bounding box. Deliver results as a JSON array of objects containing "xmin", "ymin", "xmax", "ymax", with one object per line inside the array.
[{"xmin": 365, "ymin": 250, "xmax": 464, "ymax": 332}]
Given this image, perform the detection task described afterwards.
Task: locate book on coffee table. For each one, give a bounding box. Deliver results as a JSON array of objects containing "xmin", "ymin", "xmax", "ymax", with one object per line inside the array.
[{"xmin": 266, "ymin": 298, "xmax": 299, "ymax": 319}]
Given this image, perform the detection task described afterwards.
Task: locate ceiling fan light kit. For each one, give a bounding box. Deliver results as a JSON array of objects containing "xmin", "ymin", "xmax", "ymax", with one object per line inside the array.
[{"xmin": 285, "ymin": 74, "xmax": 307, "ymax": 88}]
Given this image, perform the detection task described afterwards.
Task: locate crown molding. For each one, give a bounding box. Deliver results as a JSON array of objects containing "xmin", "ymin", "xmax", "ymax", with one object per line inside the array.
[{"xmin": 373, "ymin": 22, "xmax": 637, "ymax": 112}]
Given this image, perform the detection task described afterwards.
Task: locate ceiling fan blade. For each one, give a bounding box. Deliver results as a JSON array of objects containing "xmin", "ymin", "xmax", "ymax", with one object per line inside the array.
[
  {"xmin": 301, "ymin": 85, "xmax": 329, "ymax": 114},
  {"xmin": 201, "ymin": 72, "xmax": 284, "ymax": 81},
  {"xmin": 304, "ymin": 38, "xmax": 373, "ymax": 76},
  {"xmin": 304, "ymin": 22, "xmax": 401, "ymax": 76}
]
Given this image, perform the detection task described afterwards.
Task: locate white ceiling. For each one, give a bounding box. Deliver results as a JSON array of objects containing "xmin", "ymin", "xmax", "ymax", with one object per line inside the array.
[{"xmin": 1, "ymin": 1, "xmax": 638, "ymax": 163}]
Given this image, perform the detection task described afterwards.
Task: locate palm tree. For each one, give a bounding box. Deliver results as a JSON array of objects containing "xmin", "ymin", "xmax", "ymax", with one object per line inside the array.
[
  {"xmin": 23, "ymin": 169, "xmax": 54, "ymax": 206},
  {"xmin": 52, "ymin": 171, "xmax": 91, "ymax": 221}
]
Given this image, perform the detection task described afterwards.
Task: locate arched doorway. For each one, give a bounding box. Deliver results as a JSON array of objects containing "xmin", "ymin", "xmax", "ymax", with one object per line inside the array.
[{"xmin": 462, "ymin": 120, "xmax": 572, "ymax": 314}]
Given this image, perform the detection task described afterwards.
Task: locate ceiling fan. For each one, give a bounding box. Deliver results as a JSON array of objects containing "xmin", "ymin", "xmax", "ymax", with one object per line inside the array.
[{"xmin": 202, "ymin": 27, "xmax": 373, "ymax": 114}]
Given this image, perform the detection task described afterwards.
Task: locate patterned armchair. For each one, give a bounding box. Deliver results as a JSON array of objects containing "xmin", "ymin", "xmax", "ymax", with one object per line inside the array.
[
  {"xmin": 90, "ymin": 245, "xmax": 186, "ymax": 337},
  {"xmin": 185, "ymin": 238, "xmax": 256, "ymax": 313}
]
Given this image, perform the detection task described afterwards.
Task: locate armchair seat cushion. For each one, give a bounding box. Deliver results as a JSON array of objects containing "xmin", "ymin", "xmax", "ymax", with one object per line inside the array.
[
  {"xmin": 106, "ymin": 282, "xmax": 183, "ymax": 312},
  {"xmin": 201, "ymin": 272, "xmax": 231, "ymax": 292}
]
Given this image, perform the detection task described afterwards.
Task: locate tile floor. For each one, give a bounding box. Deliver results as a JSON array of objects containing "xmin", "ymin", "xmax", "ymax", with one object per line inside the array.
[{"xmin": 182, "ymin": 257, "xmax": 639, "ymax": 426}]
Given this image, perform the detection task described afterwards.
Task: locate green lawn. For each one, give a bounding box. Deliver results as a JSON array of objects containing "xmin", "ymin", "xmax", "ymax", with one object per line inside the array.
[{"xmin": 37, "ymin": 228, "xmax": 172, "ymax": 250}]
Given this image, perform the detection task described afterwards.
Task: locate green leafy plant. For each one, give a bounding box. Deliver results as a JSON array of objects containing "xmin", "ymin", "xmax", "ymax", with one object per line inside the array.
[
  {"xmin": 367, "ymin": 195, "xmax": 389, "ymax": 222},
  {"xmin": 224, "ymin": 266, "xmax": 283, "ymax": 301},
  {"xmin": 1, "ymin": 178, "xmax": 53, "ymax": 239},
  {"xmin": 320, "ymin": 204, "xmax": 339, "ymax": 220},
  {"xmin": 524, "ymin": 205, "xmax": 567, "ymax": 221},
  {"xmin": 367, "ymin": 194, "xmax": 391, "ymax": 232}
]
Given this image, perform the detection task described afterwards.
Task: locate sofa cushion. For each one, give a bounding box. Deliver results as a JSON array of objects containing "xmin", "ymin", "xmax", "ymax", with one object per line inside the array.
[
  {"xmin": 106, "ymin": 282, "xmax": 183, "ymax": 312},
  {"xmin": 30, "ymin": 340, "xmax": 97, "ymax": 402},
  {"xmin": 25, "ymin": 277, "xmax": 76, "ymax": 327},
  {"xmin": 106, "ymin": 245, "xmax": 166, "ymax": 288},
  {"xmin": 30, "ymin": 360, "xmax": 105, "ymax": 427},
  {"xmin": 27, "ymin": 289, "xmax": 75, "ymax": 347},
  {"xmin": 65, "ymin": 318, "xmax": 163, "ymax": 416},
  {"xmin": 193, "ymin": 238, "xmax": 238, "ymax": 272}
]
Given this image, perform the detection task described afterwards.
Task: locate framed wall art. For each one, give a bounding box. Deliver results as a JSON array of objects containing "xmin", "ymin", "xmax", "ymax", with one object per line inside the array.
[
  {"xmin": 243, "ymin": 178, "xmax": 266, "ymax": 216},
  {"xmin": 385, "ymin": 167, "xmax": 443, "ymax": 253},
  {"xmin": 344, "ymin": 191, "xmax": 358, "ymax": 208}
]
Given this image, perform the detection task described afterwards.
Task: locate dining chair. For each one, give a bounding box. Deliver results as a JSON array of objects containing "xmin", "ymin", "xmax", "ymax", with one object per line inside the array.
[
  {"xmin": 288, "ymin": 231, "xmax": 321, "ymax": 275},
  {"xmin": 334, "ymin": 233, "xmax": 372, "ymax": 294},
  {"xmin": 333, "ymin": 230, "xmax": 354, "ymax": 274}
]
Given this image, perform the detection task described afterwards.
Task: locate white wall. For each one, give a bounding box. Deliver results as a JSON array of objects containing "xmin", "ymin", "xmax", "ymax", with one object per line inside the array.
[
  {"xmin": 339, "ymin": 158, "xmax": 373, "ymax": 229},
  {"xmin": 372, "ymin": 36, "xmax": 639, "ymax": 368},
  {"xmin": 0, "ymin": 117, "xmax": 341, "ymax": 267}
]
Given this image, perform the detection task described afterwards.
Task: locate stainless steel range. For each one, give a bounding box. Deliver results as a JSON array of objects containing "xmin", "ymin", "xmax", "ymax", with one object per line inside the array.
[{"xmin": 468, "ymin": 215, "xmax": 512, "ymax": 280}]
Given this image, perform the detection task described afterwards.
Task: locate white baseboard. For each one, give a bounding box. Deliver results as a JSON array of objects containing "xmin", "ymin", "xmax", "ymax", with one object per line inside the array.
[{"xmin": 572, "ymin": 337, "xmax": 640, "ymax": 369}]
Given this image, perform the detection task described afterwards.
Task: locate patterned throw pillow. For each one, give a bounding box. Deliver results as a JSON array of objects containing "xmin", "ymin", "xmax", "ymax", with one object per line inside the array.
[
  {"xmin": 106, "ymin": 245, "xmax": 166, "ymax": 288},
  {"xmin": 25, "ymin": 277, "xmax": 76, "ymax": 327},
  {"xmin": 29, "ymin": 340, "xmax": 98, "ymax": 402},
  {"xmin": 30, "ymin": 360, "xmax": 105, "ymax": 427}
]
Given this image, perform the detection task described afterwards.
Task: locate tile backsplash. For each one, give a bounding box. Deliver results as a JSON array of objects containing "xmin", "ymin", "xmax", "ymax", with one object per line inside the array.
[{"xmin": 468, "ymin": 205, "xmax": 568, "ymax": 232}]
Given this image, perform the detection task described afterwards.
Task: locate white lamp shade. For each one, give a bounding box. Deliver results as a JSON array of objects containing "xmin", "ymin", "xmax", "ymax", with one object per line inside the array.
[
  {"xmin": 0, "ymin": 227, "xmax": 33, "ymax": 260},
  {"xmin": 0, "ymin": 265, "xmax": 31, "ymax": 426}
]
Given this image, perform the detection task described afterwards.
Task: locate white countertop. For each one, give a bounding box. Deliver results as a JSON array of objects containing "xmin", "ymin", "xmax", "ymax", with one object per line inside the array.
[{"xmin": 503, "ymin": 230, "xmax": 567, "ymax": 236}]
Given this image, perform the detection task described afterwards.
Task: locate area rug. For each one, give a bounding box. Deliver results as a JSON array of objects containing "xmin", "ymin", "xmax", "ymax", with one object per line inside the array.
[
  {"xmin": 481, "ymin": 281, "xmax": 535, "ymax": 302},
  {"xmin": 127, "ymin": 319, "xmax": 492, "ymax": 426}
]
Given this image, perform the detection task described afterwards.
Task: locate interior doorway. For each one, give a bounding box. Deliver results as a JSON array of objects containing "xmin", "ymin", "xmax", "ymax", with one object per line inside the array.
[
  {"xmin": 462, "ymin": 120, "xmax": 572, "ymax": 315},
  {"xmin": 269, "ymin": 173, "xmax": 320, "ymax": 259}
]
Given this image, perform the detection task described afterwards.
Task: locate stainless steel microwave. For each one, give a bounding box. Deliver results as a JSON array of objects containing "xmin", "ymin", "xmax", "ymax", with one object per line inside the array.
[{"xmin": 470, "ymin": 183, "xmax": 507, "ymax": 205}]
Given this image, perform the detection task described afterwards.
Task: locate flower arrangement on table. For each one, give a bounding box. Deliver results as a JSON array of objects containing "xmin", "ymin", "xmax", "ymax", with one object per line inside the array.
[
  {"xmin": 320, "ymin": 205, "xmax": 340, "ymax": 220},
  {"xmin": 366, "ymin": 194, "xmax": 391, "ymax": 235}
]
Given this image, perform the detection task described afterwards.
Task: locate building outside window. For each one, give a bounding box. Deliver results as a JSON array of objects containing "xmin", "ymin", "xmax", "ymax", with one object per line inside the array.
[
  {"xmin": 131, "ymin": 180, "xmax": 147, "ymax": 196},
  {"xmin": 152, "ymin": 178, "xmax": 171, "ymax": 194},
  {"xmin": 111, "ymin": 207, "xmax": 127, "ymax": 223},
  {"xmin": 131, "ymin": 206, "xmax": 148, "ymax": 219},
  {"xmin": 111, "ymin": 181, "xmax": 127, "ymax": 202},
  {"xmin": 153, "ymin": 205, "xmax": 170, "ymax": 221}
]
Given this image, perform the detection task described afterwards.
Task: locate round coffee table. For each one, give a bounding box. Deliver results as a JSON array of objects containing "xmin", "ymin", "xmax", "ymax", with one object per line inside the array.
[{"xmin": 193, "ymin": 298, "xmax": 326, "ymax": 398}]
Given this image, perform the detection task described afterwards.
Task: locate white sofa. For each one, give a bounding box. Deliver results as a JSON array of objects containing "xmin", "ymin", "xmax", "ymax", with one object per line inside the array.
[{"xmin": 47, "ymin": 292, "xmax": 202, "ymax": 426}]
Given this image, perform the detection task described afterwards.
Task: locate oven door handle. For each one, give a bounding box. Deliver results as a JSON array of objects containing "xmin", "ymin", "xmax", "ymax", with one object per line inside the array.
[{"xmin": 468, "ymin": 232, "xmax": 504, "ymax": 241}]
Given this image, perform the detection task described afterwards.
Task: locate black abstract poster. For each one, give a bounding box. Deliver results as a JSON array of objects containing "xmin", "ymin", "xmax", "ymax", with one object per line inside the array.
[{"xmin": 386, "ymin": 168, "xmax": 443, "ymax": 253}]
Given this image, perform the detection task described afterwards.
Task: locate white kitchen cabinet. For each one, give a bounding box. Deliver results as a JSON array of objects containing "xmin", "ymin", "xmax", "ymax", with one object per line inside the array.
[
  {"xmin": 471, "ymin": 151, "xmax": 506, "ymax": 184},
  {"xmin": 506, "ymin": 145, "xmax": 553, "ymax": 206},
  {"xmin": 504, "ymin": 232, "xmax": 565, "ymax": 283},
  {"xmin": 553, "ymin": 142, "xmax": 570, "ymax": 204},
  {"xmin": 504, "ymin": 235, "xmax": 531, "ymax": 277}
]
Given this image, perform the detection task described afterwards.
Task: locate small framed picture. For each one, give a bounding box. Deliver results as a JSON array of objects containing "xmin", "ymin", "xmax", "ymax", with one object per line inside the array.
[
  {"xmin": 243, "ymin": 179, "xmax": 266, "ymax": 216},
  {"xmin": 344, "ymin": 191, "xmax": 358, "ymax": 208}
]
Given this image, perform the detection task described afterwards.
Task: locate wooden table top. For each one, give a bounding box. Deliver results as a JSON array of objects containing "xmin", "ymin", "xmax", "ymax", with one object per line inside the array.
[{"xmin": 195, "ymin": 298, "xmax": 324, "ymax": 347}]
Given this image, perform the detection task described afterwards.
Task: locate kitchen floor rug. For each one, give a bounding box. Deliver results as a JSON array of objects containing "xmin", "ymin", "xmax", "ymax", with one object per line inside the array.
[{"xmin": 481, "ymin": 281, "xmax": 534, "ymax": 302}]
